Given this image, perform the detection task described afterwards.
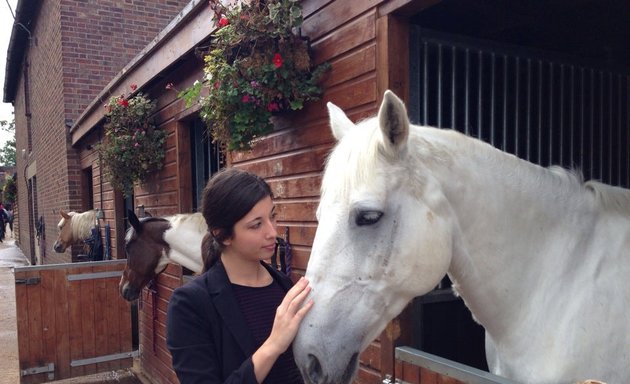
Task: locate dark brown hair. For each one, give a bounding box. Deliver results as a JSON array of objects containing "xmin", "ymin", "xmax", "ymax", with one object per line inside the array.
[{"xmin": 200, "ymin": 168, "xmax": 273, "ymax": 271}]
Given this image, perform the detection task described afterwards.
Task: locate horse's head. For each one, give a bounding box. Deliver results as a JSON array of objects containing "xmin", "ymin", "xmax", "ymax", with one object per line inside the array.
[
  {"xmin": 53, "ymin": 210, "xmax": 75, "ymax": 253},
  {"xmin": 294, "ymin": 91, "xmax": 455, "ymax": 384},
  {"xmin": 119, "ymin": 210, "xmax": 171, "ymax": 301}
]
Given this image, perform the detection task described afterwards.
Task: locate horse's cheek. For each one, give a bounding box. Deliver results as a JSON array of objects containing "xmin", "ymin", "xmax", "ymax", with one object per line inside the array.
[{"xmin": 399, "ymin": 211, "xmax": 452, "ymax": 294}]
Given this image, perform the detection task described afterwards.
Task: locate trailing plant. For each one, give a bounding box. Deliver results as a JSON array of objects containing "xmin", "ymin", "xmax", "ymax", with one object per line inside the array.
[
  {"xmin": 177, "ymin": 0, "xmax": 330, "ymax": 150},
  {"xmin": 97, "ymin": 86, "xmax": 167, "ymax": 197}
]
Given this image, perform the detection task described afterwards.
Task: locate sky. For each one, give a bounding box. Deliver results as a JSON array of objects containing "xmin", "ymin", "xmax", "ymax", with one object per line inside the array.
[{"xmin": 0, "ymin": 0, "xmax": 18, "ymax": 148}]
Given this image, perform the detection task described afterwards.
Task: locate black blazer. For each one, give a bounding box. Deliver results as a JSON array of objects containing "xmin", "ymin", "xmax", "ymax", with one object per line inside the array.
[{"xmin": 166, "ymin": 261, "xmax": 294, "ymax": 384}]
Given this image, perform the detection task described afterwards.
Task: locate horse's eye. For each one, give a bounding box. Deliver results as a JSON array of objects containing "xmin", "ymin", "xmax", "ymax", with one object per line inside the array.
[{"xmin": 356, "ymin": 210, "xmax": 383, "ymax": 226}]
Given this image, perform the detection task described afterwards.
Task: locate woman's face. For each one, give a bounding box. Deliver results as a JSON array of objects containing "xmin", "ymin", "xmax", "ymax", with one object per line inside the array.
[{"xmin": 223, "ymin": 195, "xmax": 278, "ymax": 262}]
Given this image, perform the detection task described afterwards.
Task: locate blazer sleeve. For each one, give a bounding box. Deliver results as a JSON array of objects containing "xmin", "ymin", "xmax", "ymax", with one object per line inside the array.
[{"xmin": 166, "ymin": 281, "xmax": 258, "ymax": 384}]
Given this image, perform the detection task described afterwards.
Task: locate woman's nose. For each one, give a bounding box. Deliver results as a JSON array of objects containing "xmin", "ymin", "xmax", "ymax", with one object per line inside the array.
[{"xmin": 266, "ymin": 220, "xmax": 278, "ymax": 238}]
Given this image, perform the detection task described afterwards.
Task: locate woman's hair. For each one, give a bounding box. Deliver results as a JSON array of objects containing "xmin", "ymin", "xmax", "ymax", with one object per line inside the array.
[{"xmin": 200, "ymin": 168, "xmax": 273, "ymax": 271}]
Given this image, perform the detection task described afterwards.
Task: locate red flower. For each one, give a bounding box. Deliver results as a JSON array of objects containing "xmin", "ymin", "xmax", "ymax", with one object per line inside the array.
[
  {"xmin": 130, "ymin": 84, "xmax": 137, "ymax": 91},
  {"xmin": 117, "ymin": 99, "xmax": 129, "ymax": 107},
  {"xmin": 267, "ymin": 102, "xmax": 280, "ymax": 112},
  {"xmin": 242, "ymin": 94, "xmax": 251, "ymax": 103},
  {"xmin": 218, "ymin": 17, "xmax": 229, "ymax": 28},
  {"xmin": 272, "ymin": 53, "xmax": 283, "ymax": 69},
  {"xmin": 213, "ymin": 81, "xmax": 221, "ymax": 89}
]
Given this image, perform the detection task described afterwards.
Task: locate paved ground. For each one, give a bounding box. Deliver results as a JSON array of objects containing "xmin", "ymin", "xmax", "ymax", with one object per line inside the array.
[{"xmin": 0, "ymin": 233, "xmax": 147, "ymax": 384}]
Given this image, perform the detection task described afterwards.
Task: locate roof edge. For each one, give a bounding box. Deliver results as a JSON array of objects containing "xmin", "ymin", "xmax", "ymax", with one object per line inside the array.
[{"xmin": 3, "ymin": 0, "xmax": 42, "ymax": 104}]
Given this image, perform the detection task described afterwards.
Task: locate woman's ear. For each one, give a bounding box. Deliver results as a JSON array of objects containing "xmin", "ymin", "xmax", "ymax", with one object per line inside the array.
[{"xmin": 212, "ymin": 229, "xmax": 232, "ymax": 246}]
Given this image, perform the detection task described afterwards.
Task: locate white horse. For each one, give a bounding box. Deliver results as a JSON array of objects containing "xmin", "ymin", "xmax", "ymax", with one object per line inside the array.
[
  {"xmin": 293, "ymin": 90, "xmax": 630, "ymax": 384},
  {"xmin": 119, "ymin": 210, "xmax": 206, "ymax": 301}
]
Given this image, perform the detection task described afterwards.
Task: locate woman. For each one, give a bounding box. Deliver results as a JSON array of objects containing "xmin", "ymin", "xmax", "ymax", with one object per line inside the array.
[{"xmin": 167, "ymin": 168, "xmax": 313, "ymax": 384}]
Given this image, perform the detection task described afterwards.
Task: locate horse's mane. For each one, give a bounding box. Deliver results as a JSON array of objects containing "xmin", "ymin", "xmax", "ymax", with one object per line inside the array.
[
  {"xmin": 166, "ymin": 212, "xmax": 207, "ymax": 232},
  {"xmin": 585, "ymin": 180, "xmax": 630, "ymax": 215},
  {"xmin": 325, "ymin": 116, "xmax": 630, "ymax": 217},
  {"xmin": 66, "ymin": 210, "xmax": 98, "ymax": 240}
]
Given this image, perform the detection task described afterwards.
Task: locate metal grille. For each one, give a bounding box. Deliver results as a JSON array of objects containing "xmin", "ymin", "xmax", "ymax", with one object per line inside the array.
[{"xmin": 410, "ymin": 27, "xmax": 630, "ymax": 188}]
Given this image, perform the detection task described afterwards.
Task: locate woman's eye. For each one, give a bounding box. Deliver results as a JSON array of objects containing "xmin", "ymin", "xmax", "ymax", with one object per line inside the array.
[{"xmin": 355, "ymin": 210, "xmax": 383, "ymax": 226}]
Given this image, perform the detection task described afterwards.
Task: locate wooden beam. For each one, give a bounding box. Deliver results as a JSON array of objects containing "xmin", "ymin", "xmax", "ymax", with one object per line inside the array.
[{"xmin": 376, "ymin": 14, "xmax": 409, "ymax": 104}]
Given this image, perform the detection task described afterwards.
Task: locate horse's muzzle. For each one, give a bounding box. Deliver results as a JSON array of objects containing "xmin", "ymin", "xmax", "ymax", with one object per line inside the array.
[
  {"xmin": 301, "ymin": 352, "xmax": 358, "ymax": 384},
  {"xmin": 53, "ymin": 241, "xmax": 66, "ymax": 253}
]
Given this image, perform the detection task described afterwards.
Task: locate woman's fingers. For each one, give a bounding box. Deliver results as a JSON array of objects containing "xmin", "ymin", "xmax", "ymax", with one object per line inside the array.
[
  {"xmin": 286, "ymin": 280, "xmax": 312, "ymax": 313},
  {"xmin": 279, "ymin": 277, "xmax": 310, "ymax": 312}
]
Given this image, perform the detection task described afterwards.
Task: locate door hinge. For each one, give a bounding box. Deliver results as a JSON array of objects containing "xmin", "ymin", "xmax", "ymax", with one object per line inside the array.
[
  {"xmin": 21, "ymin": 363, "xmax": 54, "ymax": 380},
  {"xmin": 15, "ymin": 277, "xmax": 41, "ymax": 285}
]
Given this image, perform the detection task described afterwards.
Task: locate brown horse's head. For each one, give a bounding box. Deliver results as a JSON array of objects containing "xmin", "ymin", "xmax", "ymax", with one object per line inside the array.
[
  {"xmin": 53, "ymin": 210, "xmax": 75, "ymax": 253},
  {"xmin": 119, "ymin": 210, "xmax": 171, "ymax": 301}
]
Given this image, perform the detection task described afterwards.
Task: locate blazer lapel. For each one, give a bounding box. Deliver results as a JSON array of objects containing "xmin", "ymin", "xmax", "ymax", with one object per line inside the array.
[{"xmin": 206, "ymin": 263, "xmax": 256, "ymax": 356}]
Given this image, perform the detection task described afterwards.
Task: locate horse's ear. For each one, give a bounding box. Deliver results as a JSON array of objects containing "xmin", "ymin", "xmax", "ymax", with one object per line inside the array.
[
  {"xmin": 327, "ymin": 101, "xmax": 354, "ymax": 141},
  {"xmin": 60, "ymin": 210, "xmax": 71, "ymax": 219},
  {"xmin": 378, "ymin": 90, "xmax": 409, "ymax": 151},
  {"xmin": 127, "ymin": 209, "xmax": 142, "ymax": 233}
]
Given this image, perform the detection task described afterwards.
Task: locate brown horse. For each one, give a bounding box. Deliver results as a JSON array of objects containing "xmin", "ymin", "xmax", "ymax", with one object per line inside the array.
[
  {"xmin": 119, "ymin": 210, "xmax": 206, "ymax": 301},
  {"xmin": 53, "ymin": 209, "xmax": 98, "ymax": 253}
]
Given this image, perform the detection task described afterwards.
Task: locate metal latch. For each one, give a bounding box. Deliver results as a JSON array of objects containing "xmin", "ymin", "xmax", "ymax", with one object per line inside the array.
[
  {"xmin": 15, "ymin": 277, "xmax": 41, "ymax": 285},
  {"xmin": 382, "ymin": 375, "xmax": 404, "ymax": 384},
  {"xmin": 21, "ymin": 363, "xmax": 54, "ymax": 380}
]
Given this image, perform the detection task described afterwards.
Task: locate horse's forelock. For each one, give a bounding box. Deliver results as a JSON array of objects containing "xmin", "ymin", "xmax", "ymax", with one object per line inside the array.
[{"xmin": 322, "ymin": 119, "xmax": 384, "ymax": 200}]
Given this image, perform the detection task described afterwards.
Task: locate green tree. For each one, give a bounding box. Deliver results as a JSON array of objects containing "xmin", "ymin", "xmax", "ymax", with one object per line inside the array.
[
  {"xmin": 2, "ymin": 175, "xmax": 16, "ymax": 205},
  {"xmin": 0, "ymin": 120, "xmax": 16, "ymax": 167}
]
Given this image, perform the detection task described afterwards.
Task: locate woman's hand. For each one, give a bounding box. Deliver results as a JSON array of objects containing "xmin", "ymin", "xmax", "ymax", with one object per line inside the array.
[
  {"xmin": 266, "ymin": 277, "xmax": 314, "ymax": 355},
  {"xmin": 252, "ymin": 277, "xmax": 313, "ymax": 382}
]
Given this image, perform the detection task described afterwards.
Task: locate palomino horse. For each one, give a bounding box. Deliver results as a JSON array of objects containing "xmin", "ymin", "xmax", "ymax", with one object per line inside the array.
[
  {"xmin": 119, "ymin": 210, "xmax": 205, "ymax": 301},
  {"xmin": 293, "ymin": 91, "xmax": 629, "ymax": 384},
  {"xmin": 53, "ymin": 209, "xmax": 98, "ymax": 253}
]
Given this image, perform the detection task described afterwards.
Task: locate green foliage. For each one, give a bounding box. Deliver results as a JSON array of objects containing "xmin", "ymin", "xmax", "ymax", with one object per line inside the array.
[
  {"xmin": 97, "ymin": 90, "xmax": 167, "ymax": 197},
  {"xmin": 2, "ymin": 175, "xmax": 16, "ymax": 204},
  {"xmin": 178, "ymin": 0, "xmax": 330, "ymax": 150},
  {"xmin": 0, "ymin": 120, "xmax": 16, "ymax": 167}
]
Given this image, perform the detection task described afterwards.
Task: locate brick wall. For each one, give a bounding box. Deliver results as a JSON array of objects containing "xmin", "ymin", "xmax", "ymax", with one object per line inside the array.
[
  {"xmin": 20, "ymin": 1, "xmax": 67, "ymax": 264},
  {"xmin": 60, "ymin": 0, "xmax": 191, "ymax": 122},
  {"xmin": 13, "ymin": 0, "xmax": 190, "ymax": 264}
]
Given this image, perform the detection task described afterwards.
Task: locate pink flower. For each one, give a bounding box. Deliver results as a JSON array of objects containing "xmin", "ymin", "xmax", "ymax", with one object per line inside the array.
[
  {"xmin": 130, "ymin": 84, "xmax": 137, "ymax": 91},
  {"xmin": 273, "ymin": 53, "xmax": 283, "ymax": 69},
  {"xmin": 134, "ymin": 142, "xmax": 140, "ymax": 148},
  {"xmin": 165, "ymin": 82, "xmax": 174, "ymax": 90},
  {"xmin": 242, "ymin": 94, "xmax": 250, "ymax": 103},
  {"xmin": 117, "ymin": 99, "xmax": 129, "ymax": 107},
  {"xmin": 218, "ymin": 17, "xmax": 229, "ymax": 28}
]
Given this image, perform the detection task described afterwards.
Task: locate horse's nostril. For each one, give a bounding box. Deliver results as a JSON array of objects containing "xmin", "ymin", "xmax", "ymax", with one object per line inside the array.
[{"xmin": 306, "ymin": 353, "xmax": 324, "ymax": 384}]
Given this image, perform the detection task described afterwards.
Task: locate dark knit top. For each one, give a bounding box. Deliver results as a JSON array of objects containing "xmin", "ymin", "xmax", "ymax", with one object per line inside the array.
[{"xmin": 231, "ymin": 280, "xmax": 303, "ymax": 384}]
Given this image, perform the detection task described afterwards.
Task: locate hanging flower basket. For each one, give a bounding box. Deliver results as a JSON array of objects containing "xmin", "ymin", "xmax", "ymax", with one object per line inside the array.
[
  {"xmin": 97, "ymin": 87, "xmax": 167, "ymax": 197},
  {"xmin": 178, "ymin": 0, "xmax": 330, "ymax": 150}
]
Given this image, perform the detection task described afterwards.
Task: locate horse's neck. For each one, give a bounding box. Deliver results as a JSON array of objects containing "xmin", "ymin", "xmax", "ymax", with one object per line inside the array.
[
  {"xmin": 417, "ymin": 130, "xmax": 596, "ymax": 336},
  {"xmin": 163, "ymin": 214, "xmax": 206, "ymax": 274}
]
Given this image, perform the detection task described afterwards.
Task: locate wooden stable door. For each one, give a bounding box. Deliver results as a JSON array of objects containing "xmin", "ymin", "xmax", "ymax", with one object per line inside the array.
[{"xmin": 14, "ymin": 260, "xmax": 136, "ymax": 384}]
